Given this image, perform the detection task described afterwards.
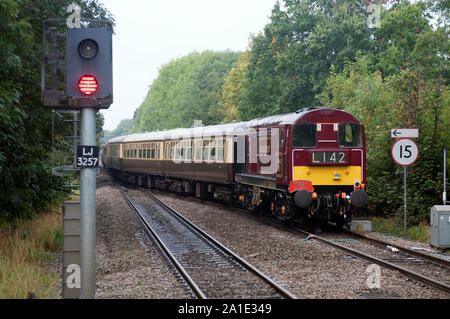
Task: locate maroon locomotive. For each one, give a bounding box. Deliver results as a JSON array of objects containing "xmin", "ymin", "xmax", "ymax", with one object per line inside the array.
[{"xmin": 103, "ymin": 107, "xmax": 368, "ymax": 227}]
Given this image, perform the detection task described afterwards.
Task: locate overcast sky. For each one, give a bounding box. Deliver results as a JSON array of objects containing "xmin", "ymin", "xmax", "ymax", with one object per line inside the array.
[{"xmin": 98, "ymin": 0, "xmax": 279, "ymax": 131}]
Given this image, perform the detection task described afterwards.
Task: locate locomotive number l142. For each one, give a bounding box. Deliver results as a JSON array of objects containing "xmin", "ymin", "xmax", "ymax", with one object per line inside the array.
[{"xmin": 312, "ymin": 151, "xmax": 346, "ymax": 164}]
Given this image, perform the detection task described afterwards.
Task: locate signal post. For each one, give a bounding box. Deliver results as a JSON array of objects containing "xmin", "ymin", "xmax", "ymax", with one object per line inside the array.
[{"xmin": 41, "ymin": 18, "xmax": 113, "ymax": 298}]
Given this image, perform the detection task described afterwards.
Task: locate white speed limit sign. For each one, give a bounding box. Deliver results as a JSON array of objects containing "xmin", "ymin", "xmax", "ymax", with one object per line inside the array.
[{"xmin": 391, "ymin": 138, "xmax": 419, "ymax": 166}]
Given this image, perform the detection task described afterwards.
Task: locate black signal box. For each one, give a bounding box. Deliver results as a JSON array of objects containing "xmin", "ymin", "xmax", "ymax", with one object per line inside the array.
[{"xmin": 65, "ymin": 28, "xmax": 113, "ymax": 108}]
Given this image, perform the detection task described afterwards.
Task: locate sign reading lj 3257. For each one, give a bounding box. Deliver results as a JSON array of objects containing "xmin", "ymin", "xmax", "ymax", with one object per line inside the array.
[{"xmin": 76, "ymin": 146, "xmax": 99, "ymax": 168}]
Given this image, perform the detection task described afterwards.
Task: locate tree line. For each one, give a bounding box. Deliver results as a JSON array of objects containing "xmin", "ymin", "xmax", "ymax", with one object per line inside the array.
[
  {"xmin": 130, "ymin": 0, "xmax": 449, "ymax": 222},
  {"xmin": 0, "ymin": 0, "xmax": 113, "ymax": 221}
]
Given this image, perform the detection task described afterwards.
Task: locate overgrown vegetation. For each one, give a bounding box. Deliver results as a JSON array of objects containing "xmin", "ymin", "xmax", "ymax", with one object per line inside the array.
[
  {"xmin": 371, "ymin": 217, "xmax": 430, "ymax": 243},
  {"xmin": 131, "ymin": 0, "xmax": 449, "ymax": 225},
  {"xmin": 0, "ymin": 208, "xmax": 62, "ymax": 298}
]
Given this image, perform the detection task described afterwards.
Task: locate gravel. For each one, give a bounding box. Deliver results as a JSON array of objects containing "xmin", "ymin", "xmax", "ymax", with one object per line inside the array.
[
  {"xmin": 151, "ymin": 190, "xmax": 449, "ymax": 299},
  {"xmin": 48, "ymin": 170, "xmax": 448, "ymax": 299},
  {"xmin": 95, "ymin": 172, "xmax": 190, "ymax": 298}
]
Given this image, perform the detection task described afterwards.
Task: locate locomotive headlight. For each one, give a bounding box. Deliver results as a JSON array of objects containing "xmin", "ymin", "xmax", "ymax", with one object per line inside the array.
[
  {"xmin": 334, "ymin": 172, "xmax": 341, "ymax": 180},
  {"xmin": 79, "ymin": 39, "xmax": 99, "ymax": 59}
]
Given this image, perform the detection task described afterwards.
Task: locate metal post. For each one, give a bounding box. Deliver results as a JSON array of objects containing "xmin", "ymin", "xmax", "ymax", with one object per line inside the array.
[
  {"xmin": 404, "ymin": 166, "xmax": 407, "ymax": 239},
  {"xmin": 73, "ymin": 111, "xmax": 78, "ymax": 167},
  {"xmin": 52, "ymin": 109, "xmax": 55, "ymax": 167},
  {"xmin": 50, "ymin": 27, "xmax": 57, "ymax": 90},
  {"xmin": 80, "ymin": 108, "xmax": 96, "ymax": 298},
  {"xmin": 444, "ymin": 147, "xmax": 447, "ymax": 205}
]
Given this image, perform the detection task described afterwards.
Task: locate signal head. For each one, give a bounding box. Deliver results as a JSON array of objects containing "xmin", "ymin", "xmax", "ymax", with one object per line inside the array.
[
  {"xmin": 78, "ymin": 75, "xmax": 98, "ymax": 95},
  {"xmin": 78, "ymin": 39, "xmax": 98, "ymax": 59}
]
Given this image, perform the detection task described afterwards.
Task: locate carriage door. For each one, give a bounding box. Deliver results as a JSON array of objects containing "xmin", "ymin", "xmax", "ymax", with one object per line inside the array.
[{"xmin": 276, "ymin": 128, "xmax": 286, "ymax": 182}]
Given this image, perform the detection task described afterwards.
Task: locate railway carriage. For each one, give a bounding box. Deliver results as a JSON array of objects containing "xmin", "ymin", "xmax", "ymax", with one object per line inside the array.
[{"xmin": 102, "ymin": 107, "xmax": 367, "ymax": 227}]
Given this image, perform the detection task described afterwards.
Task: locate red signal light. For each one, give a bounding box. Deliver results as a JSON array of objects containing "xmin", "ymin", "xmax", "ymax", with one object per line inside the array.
[{"xmin": 78, "ymin": 75, "xmax": 98, "ymax": 95}]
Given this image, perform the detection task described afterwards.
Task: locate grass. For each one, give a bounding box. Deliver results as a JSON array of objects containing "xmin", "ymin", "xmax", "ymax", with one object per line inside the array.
[
  {"xmin": 0, "ymin": 208, "xmax": 62, "ymax": 299},
  {"xmin": 370, "ymin": 217, "xmax": 430, "ymax": 243}
]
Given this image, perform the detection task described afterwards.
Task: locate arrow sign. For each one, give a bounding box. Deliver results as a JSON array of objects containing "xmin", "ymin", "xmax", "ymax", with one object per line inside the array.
[{"xmin": 391, "ymin": 128, "xmax": 419, "ymax": 138}]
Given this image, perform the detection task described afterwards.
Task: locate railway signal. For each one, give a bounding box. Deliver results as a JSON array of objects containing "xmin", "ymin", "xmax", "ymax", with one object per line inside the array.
[
  {"xmin": 39, "ymin": 20, "xmax": 112, "ymax": 299},
  {"xmin": 65, "ymin": 28, "xmax": 113, "ymax": 104}
]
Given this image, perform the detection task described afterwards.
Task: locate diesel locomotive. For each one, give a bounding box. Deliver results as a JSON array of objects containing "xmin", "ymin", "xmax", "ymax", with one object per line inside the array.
[{"xmin": 102, "ymin": 107, "xmax": 368, "ymax": 227}]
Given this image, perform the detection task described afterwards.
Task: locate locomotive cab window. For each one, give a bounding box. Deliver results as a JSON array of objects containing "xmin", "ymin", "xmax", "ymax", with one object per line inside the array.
[
  {"xmin": 338, "ymin": 123, "xmax": 362, "ymax": 148},
  {"xmin": 292, "ymin": 123, "xmax": 317, "ymax": 148}
]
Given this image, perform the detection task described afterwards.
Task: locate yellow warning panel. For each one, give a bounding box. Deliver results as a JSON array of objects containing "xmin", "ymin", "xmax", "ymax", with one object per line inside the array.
[{"xmin": 293, "ymin": 166, "xmax": 361, "ymax": 186}]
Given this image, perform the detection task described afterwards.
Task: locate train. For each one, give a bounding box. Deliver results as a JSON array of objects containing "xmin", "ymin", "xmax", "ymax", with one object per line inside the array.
[{"xmin": 102, "ymin": 107, "xmax": 368, "ymax": 227}]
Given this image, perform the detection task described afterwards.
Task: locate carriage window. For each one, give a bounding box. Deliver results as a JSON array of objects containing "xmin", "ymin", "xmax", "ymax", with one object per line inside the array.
[
  {"xmin": 338, "ymin": 123, "xmax": 362, "ymax": 147},
  {"xmin": 292, "ymin": 123, "xmax": 317, "ymax": 147},
  {"xmin": 184, "ymin": 141, "xmax": 192, "ymax": 161},
  {"xmin": 186, "ymin": 146, "xmax": 192, "ymax": 161},
  {"xmin": 195, "ymin": 140, "xmax": 202, "ymax": 161},
  {"xmin": 203, "ymin": 140, "xmax": 210, "ymax": 161},
  {"xmin": 217, "ymin": 139, "xmax": 224, "ymax": 162}
]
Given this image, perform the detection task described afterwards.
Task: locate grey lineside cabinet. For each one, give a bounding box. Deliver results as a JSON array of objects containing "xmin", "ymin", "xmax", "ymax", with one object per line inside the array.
[{"xmin": 430, "ymin": 205, "xmax": 450, "ymax": 248}]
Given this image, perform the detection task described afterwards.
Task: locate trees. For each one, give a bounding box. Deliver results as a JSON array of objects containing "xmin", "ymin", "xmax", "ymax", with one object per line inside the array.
[
  {"xmin": 322, "ymin": 0, "xmax": 449, "ymax": 222},
  {"xmin": 132, "ymin": 51, "xmax": 239, "ymax": 132},
  {"xmin": 0, "ymin": 0, "xmax": 113, "ymax": 220},
  {"xmin": 110, "ymin": 119, "xmax": 134, "ymax": 137},
  {"xmin": 228, "ymin": 0, "xmax": 374, "ymax": 120},
  {"xmin": 218, "ymin": 51, "xmax": 250, "ymax": 123}
]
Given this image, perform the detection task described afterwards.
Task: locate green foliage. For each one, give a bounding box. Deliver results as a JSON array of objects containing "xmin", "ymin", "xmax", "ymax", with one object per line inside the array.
[
  {"xmin": 324, "ymin": 52, "xmax": 448, "ymax": 224},
  {"xmin": 133, "ymin": 51, "xmax": 239, "ymax": 132},
  {"xmin": 218, "ymin": 51, "xmax": 250, "ymax": 122},
  {"xmin": 234, "ymin": 0, "xmax": 374, "ymax": 120},
  {"xmin": 109, "ymin": 118, "xmax": 134, "ymax": 137},
  {"xmin": 0, "ymin": 0, "xmax": 113, "ymax": 221},
  {"xmin": 371, "ymin": 217, "xmax": 430, "ymax": 243}
]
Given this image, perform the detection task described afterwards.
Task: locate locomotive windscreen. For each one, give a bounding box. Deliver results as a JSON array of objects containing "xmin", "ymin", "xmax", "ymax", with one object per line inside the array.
[
  {"xmin": 292, "ymin": 123, "xmax": 317, "ymax": 147},
  {"xmin": 338, "ymin": 123, "xmax": 362, "ymax": 148}
]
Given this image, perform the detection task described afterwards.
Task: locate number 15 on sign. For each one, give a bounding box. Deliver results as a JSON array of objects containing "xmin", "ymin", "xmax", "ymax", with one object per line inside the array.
[{"xmin": 391, "ymin": 139, "xmax": 419, "ymax": 166}]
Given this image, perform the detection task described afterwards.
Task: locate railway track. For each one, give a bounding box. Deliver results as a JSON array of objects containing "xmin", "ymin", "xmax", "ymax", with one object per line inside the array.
[
  {"xmin": 118, "ymin": 184, "xmax": 297, "ymax": 299},
  {"xmin": 150, "ymin": 189, "xmax": 450, "ymax": 295},
  {"xmin": 342, "ymin": 229, "xmax": 450, "ymax": 268},
  {"xmin": 296, "ymin": 228, "xmax": 450, "ymax": 295},
  {"xmin": 147, "ymin": 188, "xmax": 450, "ymax": 295},
  {"xmin": 115, "ymin": 179, "xmax": 450, "ymax": 297}
]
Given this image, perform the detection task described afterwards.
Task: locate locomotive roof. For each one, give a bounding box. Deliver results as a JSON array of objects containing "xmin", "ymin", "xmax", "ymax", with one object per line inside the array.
[{"xmin": 106, "ymin": 107, "xmax": 351, "ymax": 144}]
